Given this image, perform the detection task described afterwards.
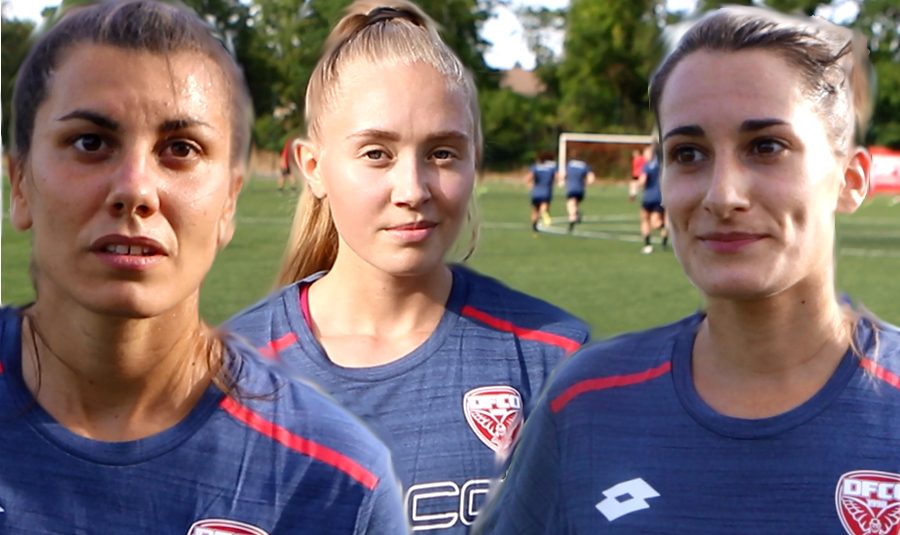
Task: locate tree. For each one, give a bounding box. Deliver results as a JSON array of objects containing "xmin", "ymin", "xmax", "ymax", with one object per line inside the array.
[
  {"xmin": 557, "ymin": 0, "xmax": 663, "ymax": 134},
  {"xmin": 851, "ymin": 0, "xmax": 900, "ymax": 147},
  {"xmin": 1, "ymin": 14, "xmax": 35, "ymax": 149}
]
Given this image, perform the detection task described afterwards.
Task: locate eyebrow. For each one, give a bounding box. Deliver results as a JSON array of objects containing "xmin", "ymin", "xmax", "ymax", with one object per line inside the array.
[
  {"xmin": 56, "ymin": 110, "xmax": 212, "ymax": 133},
  {"xmin": 662, "ymin": 118, "xmax": 790, "ymax": 141},
  {"xmin": 740, "ymin": 118, "xmax": 789, "ymax": 132},
  {"xmin": 347, "ymin": 128, "xmax": 470, "ymax": 144},
  {"xmin": 662, "ymin": 125, "xmax": 703, "ymax": 141},
  {"xmin": 57, "ymin": 110, "xmax": 119, "ymax": 131}
]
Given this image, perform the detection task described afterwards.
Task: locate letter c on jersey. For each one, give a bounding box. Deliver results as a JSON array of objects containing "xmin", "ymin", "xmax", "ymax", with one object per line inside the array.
[{"xmin": 405, "ymin": 479, "xmax": 492, "ymax": 531}]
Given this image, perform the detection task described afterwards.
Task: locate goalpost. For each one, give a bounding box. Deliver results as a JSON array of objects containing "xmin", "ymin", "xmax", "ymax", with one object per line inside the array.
[{"xmin": 557, "ymin": 132, "xmax": 654, "ymax": 177}]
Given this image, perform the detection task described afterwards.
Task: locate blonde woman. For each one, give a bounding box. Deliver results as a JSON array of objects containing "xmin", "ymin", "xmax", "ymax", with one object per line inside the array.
[{"xmin": 228, "ymin": 1, "xmax": 590, "ymax": 531}]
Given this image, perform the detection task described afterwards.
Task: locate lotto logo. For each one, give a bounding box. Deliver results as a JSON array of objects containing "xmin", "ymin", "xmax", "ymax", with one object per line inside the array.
[
  {"xmin": 463, "ymin": 386, "xmax": 523, "ymax": 452},
  {"xmin": 187, "ymin": 519, "xmax": 269, "ymax": 535},
  {"xmin": 836, "ymin": 470, "xmax": 900, "ymax": 535}
]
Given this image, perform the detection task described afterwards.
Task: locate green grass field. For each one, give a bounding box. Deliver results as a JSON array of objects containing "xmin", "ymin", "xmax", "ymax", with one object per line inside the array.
[{"xmin": 2, "ymin": 177, "xmax": 899, "ymax": 337}]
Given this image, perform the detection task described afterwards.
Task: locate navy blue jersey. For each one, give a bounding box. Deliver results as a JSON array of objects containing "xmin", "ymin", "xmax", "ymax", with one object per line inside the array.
[
  {"xmin": 0, "ymin": 307, "xmax": 406, "ymax": 535},
  {"xmin": 563, "ymin": 160, "xmax": 591, "ymax": 197},
  {"xmin": 227, "ymin": 265, "xmax": 590, "ymax": 533},
  {"xmin": 641, "ymin": 158, "xmax": 662, "ymax": 206},
  {"xmin": 473, "ymin": 312, "xmax": 900, "ymax": 534},
  {"xmin": 530, "ymin": 162, "xmax": 557, "ymax": 202}
]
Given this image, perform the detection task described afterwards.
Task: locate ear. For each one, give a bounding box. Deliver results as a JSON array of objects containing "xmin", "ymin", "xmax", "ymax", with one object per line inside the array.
[
  {"xmin": 217, "ymin": 170, "xmax": 245, "ymax": 250},
  {"xmin": 297, "ymin": 139, "xmax": 327, "ymax": 199},
  {"xmin": 836, "ymin": 147, "xmax": 871, "ymax": 214},
  {"xmin": 8, "ymin": 156, "xmax": 33, "ymax": 231}
]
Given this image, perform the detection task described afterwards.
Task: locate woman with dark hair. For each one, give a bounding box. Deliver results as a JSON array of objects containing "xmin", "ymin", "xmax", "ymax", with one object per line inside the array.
[
  {"xmin": 475, "ymin": 6, "xmax": 899, "ymax": 533},
  {"xmin": 0, "ymin": 1, "xmax": 405, "ymax": 533}
]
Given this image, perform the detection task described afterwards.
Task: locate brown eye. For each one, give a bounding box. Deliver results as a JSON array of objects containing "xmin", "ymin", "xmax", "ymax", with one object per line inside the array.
[
  {"xmin": 73, "ymin": 134, "xmax": 105, "ymax": 152},
  {"xmin": 753, "ymin": 138, "xmax": 786, "ymax": 156},
  {"xmin": 670, "ymin": 146, "xmax": 705, "ymax": 164},
  {"xmin": 167, "ymin": 141, "xmax": 198, "ymax": 158}
]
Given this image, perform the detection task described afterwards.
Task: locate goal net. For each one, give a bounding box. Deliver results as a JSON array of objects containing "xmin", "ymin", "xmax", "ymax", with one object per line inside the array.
[{"xmin": 557, "ymin": 132, "xmax": 654, "ymax": 181}]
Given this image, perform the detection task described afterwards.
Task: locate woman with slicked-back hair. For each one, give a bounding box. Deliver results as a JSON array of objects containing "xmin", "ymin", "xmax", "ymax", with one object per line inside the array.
[
  {"xmin": 0, "ymin": 1, "xmax": 405, "ymax": 533},
  {"xmin": 227, "ymin": 1, "xmax": 589, "ymax": 531},
  {"xmin": 475, "ymin": 5, "xmax": 900, "ymax": 534}
]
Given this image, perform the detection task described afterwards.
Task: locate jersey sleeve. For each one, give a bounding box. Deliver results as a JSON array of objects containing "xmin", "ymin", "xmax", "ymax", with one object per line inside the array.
[
  {"xmin": 471, "ymin": 397, "xmax": 563, "ymax": 534},
  {"xmin": 355, "ymin": 465, "xmax": 408, "ymax": 535}
]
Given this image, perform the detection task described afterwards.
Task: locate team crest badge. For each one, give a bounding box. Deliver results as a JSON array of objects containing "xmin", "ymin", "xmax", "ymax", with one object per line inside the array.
[
  {"xmin": 463, "ymin": 386, "xmax": 523, "ymax": 453},
  {"xmin": 187, "ymin": 519, "xmax": 269, "ymax": 535},
  {"xmin": 836, "ymin": 470, "xmax": 900, "ymax": 535}
]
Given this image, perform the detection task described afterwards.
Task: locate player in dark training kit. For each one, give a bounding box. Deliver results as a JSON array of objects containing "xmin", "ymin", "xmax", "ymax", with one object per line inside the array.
[
  {"xmin": 527, "ymin": 151, "xmax": 558, "ymax": 230},
  {"xmin": 474, "ymin": 6, "xmax": 900, "ymax": 534},
  {"xmin": 560, "ymin": 156, "xmax": 595, "ymax": 233},
  {"xmin": 0, "ymin": 2, "xmax": 405, "ymax": 533},
  {"xmin": 227, "ymin": 1, "xmax": 590, "ymax": 532}
]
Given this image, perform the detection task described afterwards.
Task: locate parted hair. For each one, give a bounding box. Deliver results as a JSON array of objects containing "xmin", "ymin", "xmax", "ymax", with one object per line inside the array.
[
  {"xmin": 649, "ymin": 5, "xmax": 873, "ymax": 157},
  {"xmin": 11, "ymin": 0, "xmax": 253, "ymax": 167}
]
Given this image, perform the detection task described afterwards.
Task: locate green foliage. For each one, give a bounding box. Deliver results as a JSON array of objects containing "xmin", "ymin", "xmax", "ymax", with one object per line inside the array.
[
  {"xmin": 557, "ymin": 0, "xmax": 662, "ymax": 134},
  {"xmin": 480, "ymin": 88, "xmax": 558, "ymax": 169},
  {"xmin": 1, "ymin": 16, "xmax": 34, "ymax": 148},
  {"xmin": 853, "ymin": 0, "xmax": 900, "ymax": 148}
]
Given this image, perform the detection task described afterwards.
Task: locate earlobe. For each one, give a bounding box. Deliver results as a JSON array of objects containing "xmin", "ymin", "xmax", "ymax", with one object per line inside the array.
[
  {"xmin": 8, "ymin": 156, "xmax": 33, "ymax": 230},
  {"xmin": 297, "ymin": 140, "xmax": 327, "ymax": 199},
  {"xmin": 837, "ymin": 147, "xmax": 871, "ymax": 214}
]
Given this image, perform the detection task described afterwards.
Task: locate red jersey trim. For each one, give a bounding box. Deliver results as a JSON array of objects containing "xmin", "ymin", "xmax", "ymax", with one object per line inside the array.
[
  {"xmin": 0, "ymin": 361, "xmax": 4, "ymax": 375},
  {"xmin": 220, "ymin": 396, "xmax": 379, "ymax": 490},
  {"xmin": 258, "ymin": 332, "xmax": 298, "ymax": 359},
  {"xmin": 859, "ymin": 358, "xmax": 900, "ymax": 390},
  {"xmin": 461, "ymin": 305, "xmax": 582, "ymax": 354},
  {"xmin": 550, "ymin": 361, "xmax": 672, "ymax": 413}
]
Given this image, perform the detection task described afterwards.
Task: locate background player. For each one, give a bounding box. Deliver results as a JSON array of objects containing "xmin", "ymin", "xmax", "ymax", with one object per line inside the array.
[
  {"xmin": 277, "ymin": 136, "xmax": 299, "ymax": 194},
  {"xmin": 560, "ymin": 150, "xmax": 596, "ymax": 233},
  {"xmin": 474, "ymin": 6, "xmax": 900, "ymax": 533},
  {"xmin": 227, "ymin": 1, "xmax": 590, "ymax": 532},
  {"xmin": 526, "ymin": 150, "xmax": 557, "ymax": 230},
  {"xmin": 628, "ymin": 146, "xmax": 647, "ymax": 201},
  {"xmin": 637, "ymin": 143, "xmax": 667, "ymax": 253},
  {"xmin": 0, "ymin": 2, "xmax": 405, "ymax": 533}
]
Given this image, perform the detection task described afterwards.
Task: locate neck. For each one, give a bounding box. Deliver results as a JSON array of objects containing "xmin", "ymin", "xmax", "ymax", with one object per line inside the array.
[
  {"xmin": 21, "ymin": 298, "xmax": 216, "ymax": 441},
  {"xmin": 692, "ymin": 284, "xmax": 853, "ymax": 418},
  {"xmin": 308, "ymin": 257, "xmax": 453, "ymax": 367}
]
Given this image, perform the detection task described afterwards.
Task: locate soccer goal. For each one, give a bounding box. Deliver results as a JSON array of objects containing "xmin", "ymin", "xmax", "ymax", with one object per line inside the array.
[{"xmin": 557, "ymin": 132, "xmax": 655, "ymax": 181}]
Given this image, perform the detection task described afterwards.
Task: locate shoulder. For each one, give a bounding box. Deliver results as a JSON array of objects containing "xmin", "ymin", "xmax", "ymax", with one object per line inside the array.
[
  {"xmin": 858, "ymin": 316, "xmax": 900, "ymax": 376},
  {"xmin": 221, "ymin": 338, "xmax": 394, "ymax": 492},
  {"xmin": 227, "ymin": 282, "xmax": 300, "ymax": 326},
  {"xmin": 225, "ymin": 274, "xmax": 323, "ymax": 348},
  {"xmin": 452, "ymin": 264, "xmax": 591, "ymax": 351},
  {"xmin": 544, "ymin": 314, "xmax": 701, "ymax": 411}
]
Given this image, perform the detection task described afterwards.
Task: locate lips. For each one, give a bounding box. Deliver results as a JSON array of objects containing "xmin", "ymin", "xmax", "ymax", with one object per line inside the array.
[
  {"xmin": 91, "ymin": 235, "xmax": 167, "ymax": 257},
  {"xmin": 699, "ymin": 232, "xmax": 763, "ymax": 242},
  {"xmin": 388, "ymin": 220, "xmax": 437, "ymax": 231},
  {"xmin": 698, "ymin": 231, "xmax": 765, "ymax": 253}
]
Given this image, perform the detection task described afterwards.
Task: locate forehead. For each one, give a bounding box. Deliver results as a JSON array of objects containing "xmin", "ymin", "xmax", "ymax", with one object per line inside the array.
[
  {"xmin": 322, "ymin": 59, "xmax": 474, "ymax": 138},
  {"xmin": 659, "ymin": 49, "xmax": 813, "ymax": 134},
  {"xmin": 40, "ymin": 43, "xmax": 230, "ymax": 128}
]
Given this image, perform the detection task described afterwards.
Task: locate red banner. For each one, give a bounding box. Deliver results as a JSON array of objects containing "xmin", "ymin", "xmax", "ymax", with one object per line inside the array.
[{"xmin": 870, "ymin": 146, "xmax": 900, "ymax": 195}]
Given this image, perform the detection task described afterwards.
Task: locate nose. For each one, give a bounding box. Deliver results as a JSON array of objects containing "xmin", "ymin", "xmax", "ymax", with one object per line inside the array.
[
  {"xmin": 390, "ymin": 155, "xmax": 432, "ymax": 208},
  {"xmin": 702, "ymin": 154, "xmax": 750, "ymax": 218},
  {"xmin": 105, "ymin": 150, "xmax": 160, "ymax": 219}
]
